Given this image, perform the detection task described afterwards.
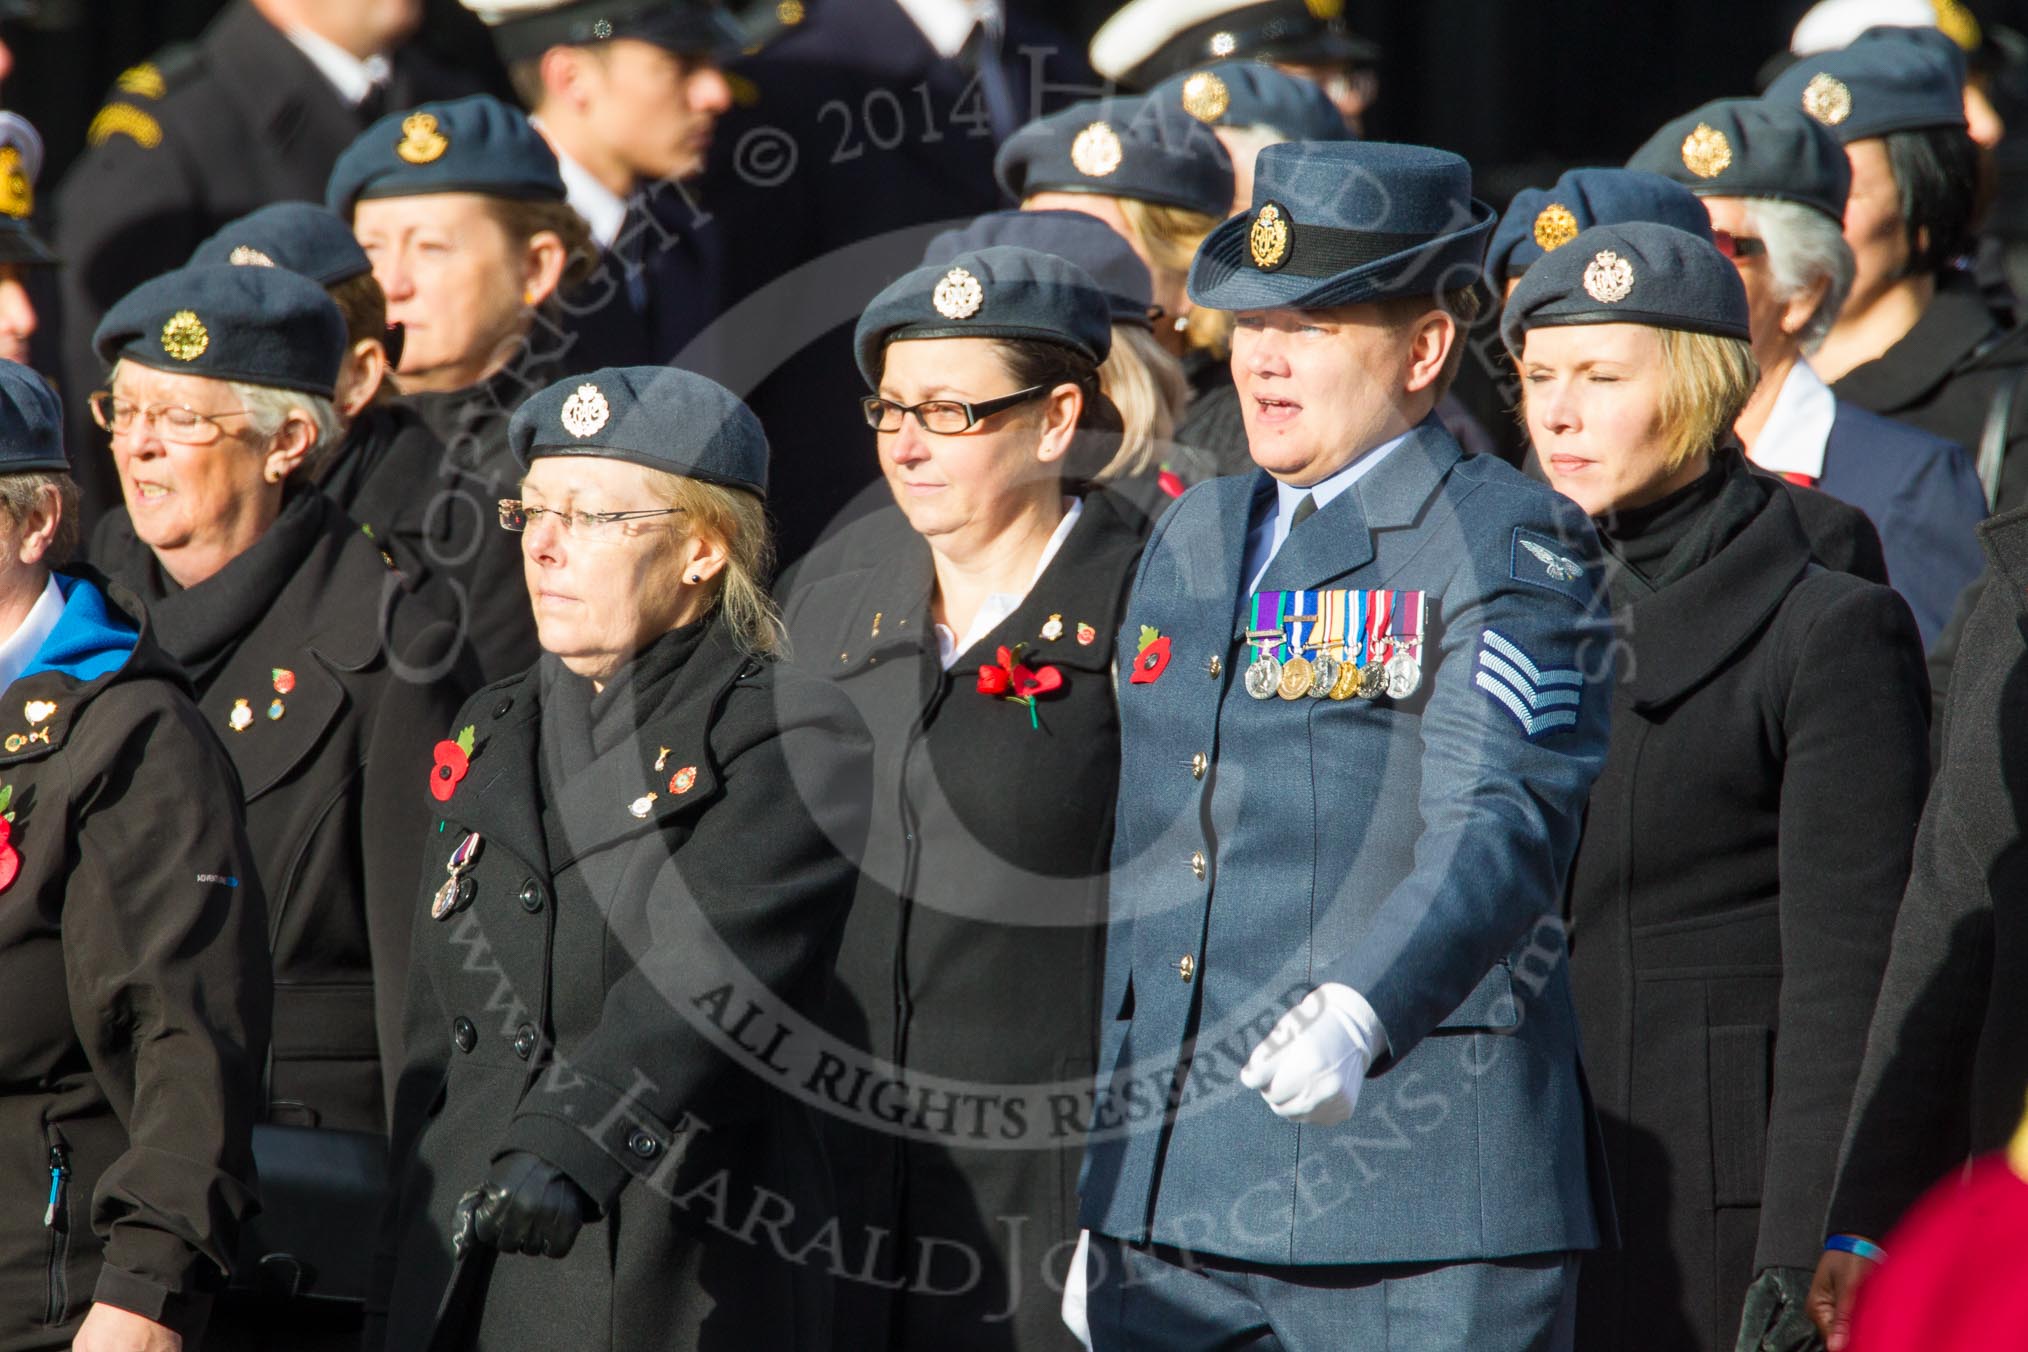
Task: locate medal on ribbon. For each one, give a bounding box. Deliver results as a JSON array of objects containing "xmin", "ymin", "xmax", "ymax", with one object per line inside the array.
[
  {"xmin": 1243, "ymin": 591, "xmax": 1287, "ymax": 699},
  {"xmin": 1386, "ymin": 592, "xmax": 1427, "ymax": 699},
  {"xmin": 431, "ymin": 831, "xmax": 483, "ymax": 921}
]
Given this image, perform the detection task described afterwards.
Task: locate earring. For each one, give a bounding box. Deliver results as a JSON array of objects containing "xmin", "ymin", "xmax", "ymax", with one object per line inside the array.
[
  {"xmin": 523, "ymin": 287, "xmax": 539, "ymax": 306},
  {"xmin": 1172, "ymin": 315, "xmax": 1190, "ymax": 333},
  {"xmin": 688, "ymin": 572, "xmax": 701, "ymax": 582}
]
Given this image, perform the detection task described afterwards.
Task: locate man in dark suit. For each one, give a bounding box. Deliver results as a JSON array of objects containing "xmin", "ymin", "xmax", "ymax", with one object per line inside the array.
[
  {"xmin": 52, "ymin": 0, "xmax": 476, "ymax": 528},
  {"xmin": 1068, "ymin": 140, "xmax": 1614, "ymax": 1351},
  {"xmin": 1629, "ymin": 97, "xmax": 1988, "ymax": 649}
]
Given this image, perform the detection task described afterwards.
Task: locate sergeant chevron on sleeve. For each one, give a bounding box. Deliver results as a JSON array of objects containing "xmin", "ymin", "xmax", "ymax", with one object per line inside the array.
[{"xmin": 1066, "ymin": 139, "xmax": 1616, "ymax": 1352}]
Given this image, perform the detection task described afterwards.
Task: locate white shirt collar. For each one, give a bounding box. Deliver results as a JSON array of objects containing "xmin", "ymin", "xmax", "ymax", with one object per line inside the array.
[
  {"xmin": 891, "ymin": 0, "xmax": 1001, "ymax": 58},
  {"xmin": 936, "ymin": 497, "xmax": 1082, "ymax": 670},
  {"xmin": 533, "ymin": 121, "xmax": 629, "ymax": 249},
  {"xmin": 1247, "ymin": 428, "xmax": 1411, "ymax": 593},
  {"xmin": 0, "ymin": 576, "xmax": 65, "ymax": 700},
  {"xmin": 1745, "ymin": 359, "xmax": 1837, "ymax": 482},
  {"xmin": 284, "ymin": 25, "xmax": 392, "ymax": 107}
]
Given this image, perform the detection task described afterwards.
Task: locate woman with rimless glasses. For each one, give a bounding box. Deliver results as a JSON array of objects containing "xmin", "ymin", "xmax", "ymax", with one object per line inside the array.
[
  {"xmin": 374, "ymin": 365, "xmax": 870, "ymax": 1352},
  {"xmin": 84, "ymin": 264, "xmax": 470, "ymax": 1346},
  {"xmin": 778, "ymin": 246, "xmax": 1148, "ymax": 1350}
]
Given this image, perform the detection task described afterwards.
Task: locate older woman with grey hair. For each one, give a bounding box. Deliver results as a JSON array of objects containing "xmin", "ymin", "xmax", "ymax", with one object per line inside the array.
[
  {"xmin": 86, "ymin": 264, "xmax": 470, "ymax": 1344},
  {"xmin": 1632, "ymin": 97, "xmax": 1986, "ymax": 648}
]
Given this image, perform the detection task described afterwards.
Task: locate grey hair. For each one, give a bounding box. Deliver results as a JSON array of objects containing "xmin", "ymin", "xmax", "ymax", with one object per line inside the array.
[
  {"xmin": 1744, "ymin": 198, "xmax": 1855, "ymax": 354},
  {"xmin": 107, "ymin": 358, "xmax": 342, "ymax": 476}
]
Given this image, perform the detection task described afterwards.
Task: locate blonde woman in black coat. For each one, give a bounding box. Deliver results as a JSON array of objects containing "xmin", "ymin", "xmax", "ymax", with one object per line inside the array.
[
  {"xmin": 372, "ymin": 367, "xmax": 870, "ymax": 1352},
  {"xmin": 1505, "ymin": 223, "xmax": 1929, "ymax": 1352}
]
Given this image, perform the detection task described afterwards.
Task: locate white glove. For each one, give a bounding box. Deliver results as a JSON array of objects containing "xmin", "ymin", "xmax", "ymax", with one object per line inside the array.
[
  {"xmin": 1240, "ymin": 983, "xmax": 1383, "ymax": 1125},
  {"xmin": 1061, "ymin": 1229, "xmax": 1093, "ymax": 1349}
]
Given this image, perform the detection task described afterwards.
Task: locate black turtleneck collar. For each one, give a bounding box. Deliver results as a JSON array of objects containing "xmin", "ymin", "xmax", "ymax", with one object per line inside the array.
[
  {"xmin": 538, "ymin": 617, "xmax": 714, "ymax": 792},
  {"xmin": 119, "ymin": 486, "xmax": 332, "ymax": 684},
  {"xmin": 1592, "ymin": 445, "xmax": 1761, "ymax": 598}
]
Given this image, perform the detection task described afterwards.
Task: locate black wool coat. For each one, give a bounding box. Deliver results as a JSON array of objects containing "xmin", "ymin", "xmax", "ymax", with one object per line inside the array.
[
  {"xmin": 0, "ymin": 571, "xmax": 270, "ymax": 1350},
  {"xmin": 1828, "ymin": 503, "xmax": 2028, "ymax": 1240},
  {"xmin": 53, "ymin": 0, "xmax": 474, "ymax": 528},
  {"xmin": 397, "ymin": 356, "xmax": 562, "ymax": 683},
  {"xmin": 92, "ymin": 489, "xmax": 471, "ymax": 1135},
  {"xmin": 1566, "ymin": 469, "xmax": 1930, "ymax": 1352},
  {"xmin": 778, "ymin": 489, "xmax": 1145, "ymax": 1351},
  {"xmin": 373, "ymin": 618, "xmax": 873, "ymax": 1352}
]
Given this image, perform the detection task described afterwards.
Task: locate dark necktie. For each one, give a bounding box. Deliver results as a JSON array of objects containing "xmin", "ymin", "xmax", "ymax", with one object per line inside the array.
[{"xmin": 1290, "ymin": 493, "xmax": 1319, "ymax": 529}]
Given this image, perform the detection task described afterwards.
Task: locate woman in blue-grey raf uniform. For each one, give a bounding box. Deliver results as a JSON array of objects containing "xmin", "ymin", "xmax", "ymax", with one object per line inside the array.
[
  {"xmin": 328, "ymin": 94, "xmax": 597, "ymax": 681},
  {"xmin": 0, "ymin": 362, "xmax": 270, "ymax": 1352},
  {"xmin": 1629, "ymin": 97, "xmax": 1987, "ymax": 651},
  {"xmin": 1071, "ymin": 139, "xmax": 1615, "ymax": 1352},
  {"xmin": 780, "ymin": 245, "xmax": 1148, "ymax": 1350},
  {"xmin": 372, "ymin": 367, "xmax": 872, "ymax": 1352},
  {"xmin": 83, "ymin": 264, "xmax": 470, "ymax": 1340},
  {"xmin": 1504, "ymin": 221, "xmax": 1931, "ymax": 1352}
]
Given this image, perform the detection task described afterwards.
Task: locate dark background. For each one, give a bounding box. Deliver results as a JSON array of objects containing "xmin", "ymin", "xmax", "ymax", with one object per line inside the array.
[{"xmin": 4, "ymin": 0, "xmax": 1984, "ymax": 195}]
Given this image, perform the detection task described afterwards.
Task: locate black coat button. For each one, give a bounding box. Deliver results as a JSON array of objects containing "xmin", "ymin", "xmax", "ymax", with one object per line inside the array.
[
  {"xmin": 492, "ymin": 697, "xmax": 513, "ymax": 718},
  {"xmin": 518, "ymin": 879, "xmax": 545, "ymax": 913},
  {"xmin": 452, "ymin": 1017, "xmax": 477, "ymax": 1053},
  {"xmin": 512, "ymin": 1024, "xmax": 537, "ymax": 1059},
  {"xmin": 627, "ymin": 1128, "xmax": 660, "ymax": 1159}
]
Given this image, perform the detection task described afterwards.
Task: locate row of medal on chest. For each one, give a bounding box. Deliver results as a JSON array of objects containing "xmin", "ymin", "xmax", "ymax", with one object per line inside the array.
[{"xmin": 1241, "ymin": 589, "xmax": 1427, "ymax": 703}]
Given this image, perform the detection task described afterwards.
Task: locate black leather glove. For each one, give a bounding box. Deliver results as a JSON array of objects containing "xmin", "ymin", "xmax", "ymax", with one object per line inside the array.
[
  {"xmin": 1735, "ymin": 1266, "xmax": 1825, "ymax": 1352},
  {"xmin": 466, "ymin": 1151, "xmax": 591, "ymax": 1259}
]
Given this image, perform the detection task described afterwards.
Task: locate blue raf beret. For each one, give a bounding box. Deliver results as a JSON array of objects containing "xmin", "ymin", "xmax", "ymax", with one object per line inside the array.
[
  {"xmin": 326, "ymin": 95, "xmax": 566, "ymax": 218},
  {"xmin": 1146, "ymin": 61, "xmax": 1349, "ymax": 144},
  {"xmin": 510, "ymin": 366, "xmax": 768, "ymax": 497},
  {"xmin": 996, "ymin": 98, "xmax": 1234, "ymax": 220},
  {"xmin": 1189, "ymin": 140, "xmax": 1495, "ymax": 312},
  {"xmin": 1501, "ymin": 221, "xmax": 1751, "ymax": 356},
  {"xmin": 855, "ymin": 245, "xmax": 1114, "ymax": 387},
  {"xmin": 1763, "ymin": 25, "xmax": 1968, "ymax": 143},
  {"xmin": 93, "ymin": 264, "xmax": 347, "ymax": 398},
  {"xmin": 923, "ymin": 210, "xmax": 1155, "ymax": 328},
  {"xmin": 189, "ymin": 201, "xmax": 373, "ymax": 287},
  {"xmin": 1489, "ymin": 168, "xmax": 1715, "ymax": 291},
  {"xmin": 1629, "ymin": 98, "xmax": 1852, "ymax": 223},
  {"xmin": 0, "ymin": 359, "xmax": 66, "ymax": 472}
]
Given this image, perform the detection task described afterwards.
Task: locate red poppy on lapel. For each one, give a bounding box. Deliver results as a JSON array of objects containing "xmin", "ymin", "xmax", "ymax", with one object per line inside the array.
[{"xmin": 430, "ymin": 725, "xmax": 477, "ymax": 803}]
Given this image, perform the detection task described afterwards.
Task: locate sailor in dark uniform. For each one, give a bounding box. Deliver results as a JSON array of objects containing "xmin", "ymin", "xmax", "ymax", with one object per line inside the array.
[
  {"xmin": 1630, "ymin": 96, "xmax": 1988, "ymax": 649},
  {"xmin": 328, "ymin": 93, "xmax": 594, "ymax": 680},
  {"xmin": 52, "ymin": 0, "xmax": 475, "ymax": 527},
  {"xmin": 462, "ymin": 0, "xmax": 746, "ymax": 370},
  {"xmin": 1088, "ymin": 0, "xmax": 1383, "ymax": 133}
]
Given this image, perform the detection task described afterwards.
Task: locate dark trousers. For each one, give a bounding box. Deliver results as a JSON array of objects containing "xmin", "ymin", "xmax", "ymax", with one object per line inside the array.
[{"xmin": 1087, "ymin": 1236, "xmax": 1579, "ymax": 1352}]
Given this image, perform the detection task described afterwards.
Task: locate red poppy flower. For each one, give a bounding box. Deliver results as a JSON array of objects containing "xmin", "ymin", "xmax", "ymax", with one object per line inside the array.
[
  {"xmin": 0, "ymin": 819, "xmax": 19, "ymax": 893},
  {"xmin": 1157, "ymin": 469, "xmax": 1186, "ymax": 499},
  {"xmin": 1131, "ymin": 635, "xmax": 1172, "ymax": 684},
  {"xmin": 976, "ymin": 664, "xmax": 1012, "ymax": 696},
  {"xmin": 430, "ymin": 740, "xmax": 470, "ymax": 803},
  {"xmin": 1011, "ymin": 663, "xmax": 1063, "ymax": 698}
]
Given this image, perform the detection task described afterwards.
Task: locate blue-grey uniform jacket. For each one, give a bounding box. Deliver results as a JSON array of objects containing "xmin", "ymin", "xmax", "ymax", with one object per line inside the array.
[{"xmin": 1079, "ymin": 422, "xmax": 1617, "ymax": 1266}]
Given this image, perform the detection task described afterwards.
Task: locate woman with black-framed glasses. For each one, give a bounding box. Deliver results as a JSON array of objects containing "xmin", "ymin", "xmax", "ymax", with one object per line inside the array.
[
  {"xmin": 778, "ymin": 245, "xmax": 1149, "ymax": 1350},
  {"xmin": 82, "ymin": 264, "xmax": 473, "ymax": 1348}
]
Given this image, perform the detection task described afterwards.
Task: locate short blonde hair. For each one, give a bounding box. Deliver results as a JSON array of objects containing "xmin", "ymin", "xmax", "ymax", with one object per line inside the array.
[
  {"xmin": 1116, "ymin": 197, "xmax": 1231, "ymax": 356},
  {"xmin": 644, "ymin": 468, "xmax": 785, "ymax": 657},
  {"xmin": 1095, "ymin": 322, "xmax": 1189, "ymax": 482},
  {"xmin": 1656, "ymin": 328, "xmax": 1760, "ymax": 471}
]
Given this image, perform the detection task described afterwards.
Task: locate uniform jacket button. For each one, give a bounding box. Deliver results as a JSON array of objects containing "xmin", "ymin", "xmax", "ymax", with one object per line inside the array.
[
  {"xmin": 627, "ymin": 1128, "xmax": 661, "ymax": 1159},
  {"xmin": 518, "ymin": 879, "xmax": 545, "ymax": 913},
  {"xmin": 453, "ymin": 1016, "xmax": 477, "ymax": 1053},
  {"xmin": 1190, "ymin": 851, "xmax": 1206, "ymax": 880},
  {"xmin": 1177, "ymin": 954, "xmax": 1196, "ymax": 983},
  {"xmin": 512, "ymin": 1024, "xmax": 537, "ymax": 1059},
  {"xmin": 1190, "ymin": 753, "xmax": 1208, "ymax": 779},
  {"xmin": 492, "ymin": 697, "xmax": 513, "ymax": 718},
  {"xmin": 1207, "ymin": 656, "xmax": 1223, "ymax": 678}
]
